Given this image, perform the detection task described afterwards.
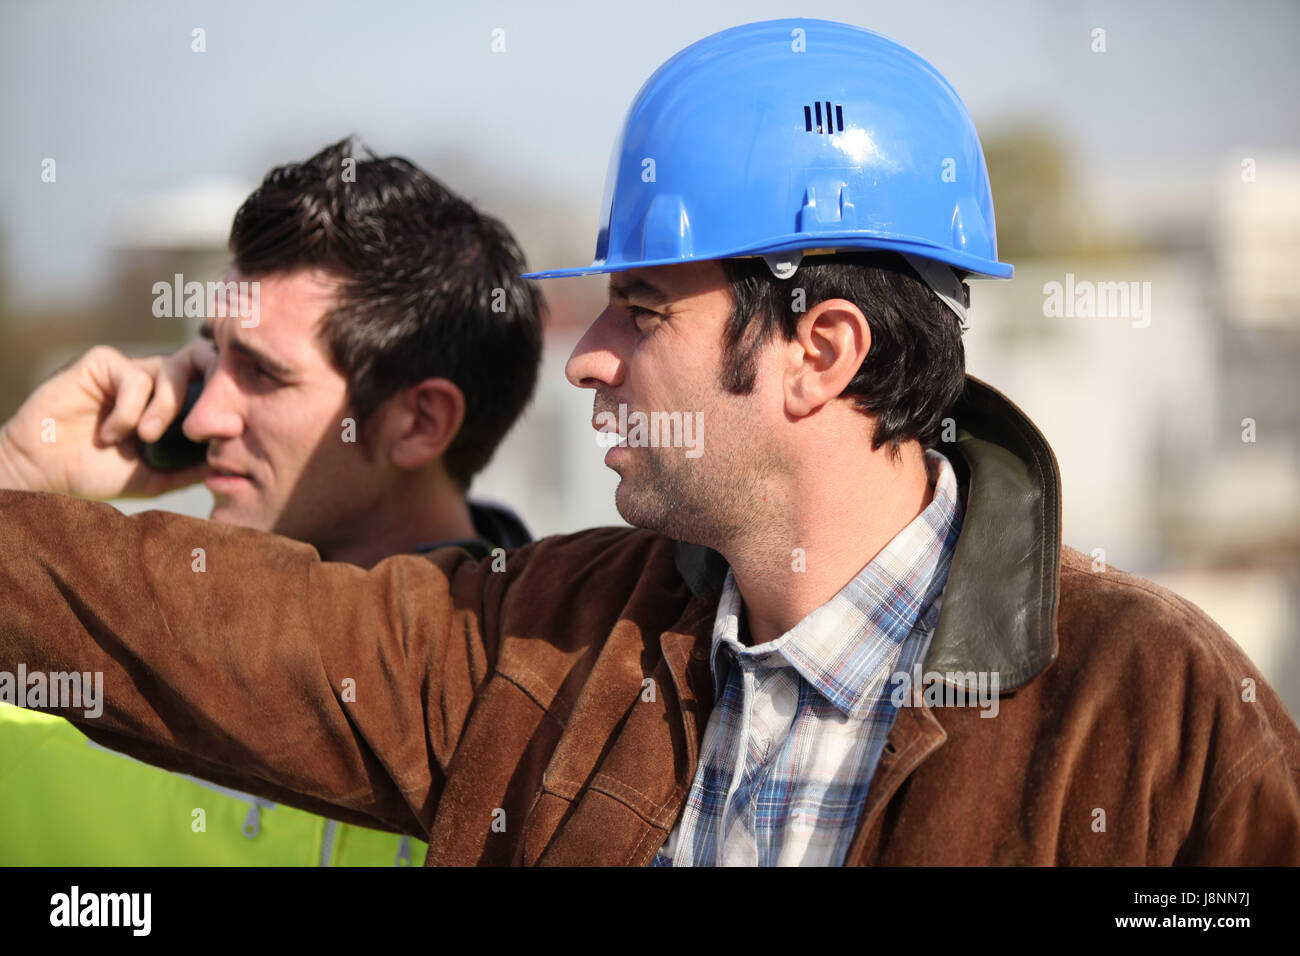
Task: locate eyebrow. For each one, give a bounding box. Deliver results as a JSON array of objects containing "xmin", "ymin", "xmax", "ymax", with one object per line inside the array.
[
  {"xmin": 199, "ymin": 322, "xmax": 295, "ymax": 379},
  {"xmin": 609, "ymin": 275, "xmax": 671, "ymax": 307}
]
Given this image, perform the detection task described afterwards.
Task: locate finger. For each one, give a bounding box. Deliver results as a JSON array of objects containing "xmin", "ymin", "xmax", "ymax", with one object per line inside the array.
[
  {"xmin": 187, "ymin": 338, "xmax": 219, "ymax": 378},
  {"xmin": 138, "ymin": 353, "xmax": 194, "ymax": 443},
  {"xmin": 96, "ymin": 360, "xmax": 157, "ymax": 446}
]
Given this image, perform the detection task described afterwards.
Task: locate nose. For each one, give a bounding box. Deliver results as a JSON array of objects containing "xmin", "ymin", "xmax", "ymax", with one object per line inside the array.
[
  {"xmin": 182, "ymin": 359, "xmax": 244, "ymax": 443},
  {"xmin": 565, "ymin": 307, "xmax": 626, "ymax": 391}
]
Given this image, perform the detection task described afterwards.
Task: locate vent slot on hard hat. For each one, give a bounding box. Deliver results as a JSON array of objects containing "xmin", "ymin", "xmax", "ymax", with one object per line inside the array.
[{"xmin": 804, "ymin": 102, "xmax": 844, "ymax": 134}]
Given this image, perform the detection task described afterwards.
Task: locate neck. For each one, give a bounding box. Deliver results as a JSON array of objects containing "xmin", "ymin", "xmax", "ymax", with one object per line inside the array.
[
  {"xmin": 720, "ymin": 433, "xmax": 935, "ymax": 647},
  {"xmin": 318, "ymin": 469, "xmax": 477, "ymax": 570}
]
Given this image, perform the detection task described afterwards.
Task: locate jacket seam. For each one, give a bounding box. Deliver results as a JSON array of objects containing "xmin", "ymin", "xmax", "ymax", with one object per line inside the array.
[
  {"xmin": 496, "ymin": 667, "xmax": 572, "ymax": 727},
  {"xmin": 627, "ymin": 815, "xmax": 670, "ymax": 865},
  {"xmin": 538, "ymin": 781, "xmax": 579, "ymax": 802},
  {"xmin": 540, "ymin": 772, "xmax": 676, "ymax": 827},
  {"xmin": 539, "ymin": 774, "xmax": 664, "ymax": 822},
  {"xmin": 1190, "ymin": 745, "xmax": 1289, "ymax": 846},
  {"xmin": 589, "ymin": 772, "xmax": 678, "ymax": 826},
  {"xmin": 1060, "ymin": 561, "xmax": 1276, "ymax": 689}
]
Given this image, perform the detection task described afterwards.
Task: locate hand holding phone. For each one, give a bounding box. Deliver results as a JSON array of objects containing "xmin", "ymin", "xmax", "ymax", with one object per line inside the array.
[
  {"xmin": 141, "ymin": 378, "xmax": 208, "ymax": 471},
  {"xmin": 0, "ymin": 343, "xmax": 212, "ymax": 497}
]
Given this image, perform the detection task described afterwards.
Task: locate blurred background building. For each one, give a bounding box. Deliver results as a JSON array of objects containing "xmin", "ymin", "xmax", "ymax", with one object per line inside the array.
[{"xmin": 1, "ymin": 0, "xmax": 1297, "ymax": 714}]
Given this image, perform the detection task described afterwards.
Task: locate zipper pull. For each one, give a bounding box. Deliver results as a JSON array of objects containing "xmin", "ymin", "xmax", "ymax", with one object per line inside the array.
[
  {"xmin": 242, "ymin": 801, "xmax": 262, "ymax": 839},
  {"xmin": 240, "ymin": 797, "xmax": 275, "ymax": 839},
  {"xmin": 395, "ymin": 836, "xmax": 412, "ymax": 867}
]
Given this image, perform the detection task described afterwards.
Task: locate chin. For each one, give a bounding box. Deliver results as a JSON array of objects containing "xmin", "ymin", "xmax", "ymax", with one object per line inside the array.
[
  {"xmin": 614, "ymin": 480, "xmax": 687, "ymax": 539},
  {"xmin": 208, "ymin": 501, "xmax": 273, "ymax": 532},
  {"xmin": 207, "ymin": 503, "xmax": 238, "ymax": 527},
  {"xmin": 615, "ymin": 457, "xmax": 740, "ymax": 548},
  {"xmin": 613, "ymin": 480, "xmax": 655, "ymax": 528}
]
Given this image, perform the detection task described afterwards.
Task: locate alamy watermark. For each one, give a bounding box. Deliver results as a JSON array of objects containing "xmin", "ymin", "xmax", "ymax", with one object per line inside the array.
[
  {"xmin": 889, "ymin": 663, "xmax": 999, "ymax": 718},
  {"xmin": 50, "ymin": 886, "xmax": 150, "ymax": 936},
  {"xmin": 595, "ymin": 403, "xmax": 704, "ymax": 458},
  {"xmin": 152, "ymin": 274, "xmax": 260, "ymax": 328},
  {"xmin": 0, "ymin": 665, "xmax": 103, "ymax": 718},
  {"xmin": 1042, "ymin": 273, "xmax": 1151, "ymax": 328}
]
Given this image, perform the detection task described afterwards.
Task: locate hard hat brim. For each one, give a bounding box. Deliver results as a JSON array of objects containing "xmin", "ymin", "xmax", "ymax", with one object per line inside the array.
[{"xmin": 523, "ymin": 236, "xmax": 1013, "ymax": 281}]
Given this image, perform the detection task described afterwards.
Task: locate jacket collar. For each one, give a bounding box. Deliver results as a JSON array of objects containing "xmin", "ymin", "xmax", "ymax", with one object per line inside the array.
[{"xmin": 672, "ymin": 373, "xmax": 1062, "ymax": 693}]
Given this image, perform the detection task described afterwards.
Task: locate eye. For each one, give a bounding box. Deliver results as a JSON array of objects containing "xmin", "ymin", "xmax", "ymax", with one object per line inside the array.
[
  {"xmin": 233, "ymin": 356, "xmax": 279, "ymax": 387},
  {"xmin": 626, "ymin": 304, "xmax": 661, "ymax": 333},
  {"xmin": 251, "ymin": 364, "xmax": 280, "ymax": 385}
]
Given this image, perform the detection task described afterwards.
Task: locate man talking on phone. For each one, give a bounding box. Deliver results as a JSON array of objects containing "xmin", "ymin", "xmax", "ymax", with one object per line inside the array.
[{"xmin": 0, "ymin": 137, "xmax": 543, "ymax": 865}]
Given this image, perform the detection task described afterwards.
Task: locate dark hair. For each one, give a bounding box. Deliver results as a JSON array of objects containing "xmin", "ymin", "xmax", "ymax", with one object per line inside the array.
[
  {"xmin": 718, "ymin": 251, "xmax": 966, "ymax": 457},
  {"xmin": 228, "ymin": 136, "xmax": 543, "ymax": 489}
]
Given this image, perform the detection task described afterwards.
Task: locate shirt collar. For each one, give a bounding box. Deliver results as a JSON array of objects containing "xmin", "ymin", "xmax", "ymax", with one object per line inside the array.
[{"xmin": 709, "ymin": 448, "xmax": 964, "ymax": 718}]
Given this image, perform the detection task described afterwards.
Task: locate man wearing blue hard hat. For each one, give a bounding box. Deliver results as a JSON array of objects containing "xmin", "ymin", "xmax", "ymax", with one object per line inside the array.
[{"xmin": 0, "ymin": 19, "xmax": 1297, "ymax": 866}]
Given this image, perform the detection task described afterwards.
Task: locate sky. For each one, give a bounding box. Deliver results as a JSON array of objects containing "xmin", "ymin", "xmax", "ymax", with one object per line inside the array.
[{"xmin": 1, "ymin": 0, "xmax": 1298, "ymax": 308}]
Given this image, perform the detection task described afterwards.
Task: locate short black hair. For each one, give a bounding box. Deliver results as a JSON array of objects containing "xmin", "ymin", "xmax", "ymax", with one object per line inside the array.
[
  {"xmin": 228, "ymin": 136, "xmax": 543, "ymax": 489},
  {"xmin": 718, "ymin": 251, "xmax": 966, "ymax": 458}
]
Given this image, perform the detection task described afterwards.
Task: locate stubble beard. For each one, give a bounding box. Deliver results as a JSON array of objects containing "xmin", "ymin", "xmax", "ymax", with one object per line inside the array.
[{"xmin": 613, "ymin": 441, "xmax": 765, "ymax": 550}]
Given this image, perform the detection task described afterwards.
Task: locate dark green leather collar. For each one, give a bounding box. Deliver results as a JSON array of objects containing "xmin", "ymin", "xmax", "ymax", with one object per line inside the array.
[
  {"xmin": 673, "ymin": 373, "xmax": 1062, "ymax": 693},
  {"xmin": 928, "ymin": 375, "xmax": 1061, "ymax": 691}
]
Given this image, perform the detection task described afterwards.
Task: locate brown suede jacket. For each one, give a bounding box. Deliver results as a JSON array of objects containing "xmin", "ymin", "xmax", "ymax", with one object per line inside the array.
[{"xmin": 1, "ymin": 376, "xmax": 1298, "ymax": 865}]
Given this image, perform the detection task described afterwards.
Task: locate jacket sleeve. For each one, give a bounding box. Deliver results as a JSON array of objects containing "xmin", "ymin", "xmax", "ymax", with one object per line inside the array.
[
  {"xmin": 0, "ymin": 489, "xmax": 510, "ymax": 839},
  {"xmin": 1173, "ymin": 651, "xmax": 1300, "ymax": 866},
  {"xmin": 1175, "ymin": 749, "xmax": 1300, "ymax": 865}
]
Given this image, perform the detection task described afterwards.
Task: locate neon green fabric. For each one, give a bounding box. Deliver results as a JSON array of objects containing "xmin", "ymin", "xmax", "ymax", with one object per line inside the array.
[{"xmin": 0, "ymin": 704, "xmax": 427, "ymax": 865}]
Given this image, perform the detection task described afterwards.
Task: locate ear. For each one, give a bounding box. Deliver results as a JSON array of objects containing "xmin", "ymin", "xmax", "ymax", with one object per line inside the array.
[
  {"xmin": 382, "ymin": 378, "xmax": 467, "ymax": 471},
  {"xmin": 783, "ymin": 298, "xmax": 871, "ymax": 418}
]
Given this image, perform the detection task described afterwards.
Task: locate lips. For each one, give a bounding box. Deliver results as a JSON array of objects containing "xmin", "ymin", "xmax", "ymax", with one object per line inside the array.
[
  {"xmin": 204, "ymin": 457, "xmax": 254, "ymax": 493},
  {"xmin": 206, "ymin": 458, "xmax": 250, "ymax": 479},
  {"xmin": 592, "ymin": 398, "xmax": 631, "ymax": 450}
]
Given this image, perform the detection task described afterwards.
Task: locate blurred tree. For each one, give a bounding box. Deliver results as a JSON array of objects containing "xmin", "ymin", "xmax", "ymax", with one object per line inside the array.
[{"xmin": 982, "ymin": 123, "xmax": 1077, "ymax": 261}]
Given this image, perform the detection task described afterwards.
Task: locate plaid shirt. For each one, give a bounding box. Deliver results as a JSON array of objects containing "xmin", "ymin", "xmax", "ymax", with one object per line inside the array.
[{"xmin": 651, "ymin": 448, "xmax": 963, "ymax": 866}]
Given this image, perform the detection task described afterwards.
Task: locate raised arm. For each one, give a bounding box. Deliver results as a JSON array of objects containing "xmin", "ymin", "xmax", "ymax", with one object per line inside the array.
[
  {"xmin": 0, "ymin": 488, "xmax": 509, "ymax": 838},
  {"xmin": 0, "ymin": 342, "xmax": 214, "ymax": 498}
]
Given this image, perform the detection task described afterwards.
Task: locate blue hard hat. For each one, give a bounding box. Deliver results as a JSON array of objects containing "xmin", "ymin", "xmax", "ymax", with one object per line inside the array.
[{"xmin": 523, "ymin": 18, "xmax": 1012, "ymax": 283}]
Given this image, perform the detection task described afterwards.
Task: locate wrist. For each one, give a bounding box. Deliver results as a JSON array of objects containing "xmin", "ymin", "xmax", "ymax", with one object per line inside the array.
[{"xmin": 0, "ymin": 422, "xmax": 40, "ymax": 491}]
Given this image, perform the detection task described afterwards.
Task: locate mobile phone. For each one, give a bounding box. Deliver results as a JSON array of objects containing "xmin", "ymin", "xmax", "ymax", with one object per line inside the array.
[{"xmin": 140, "ymin": 378, "xmax": 208, "ymax": 471}]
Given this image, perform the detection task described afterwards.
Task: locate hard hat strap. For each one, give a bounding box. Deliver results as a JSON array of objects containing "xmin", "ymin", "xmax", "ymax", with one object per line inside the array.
[
  {"xmin": 761, "ymin": 251, "xmax": 802, "ymax": 279},
  {"xmin": 758, "ymin": 250, "xmax": 971, "ymax": 328},
  {"xmin": 901, "ymin": 254, "xmax": 970, "ymax": 329}
]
